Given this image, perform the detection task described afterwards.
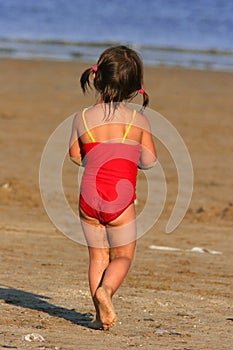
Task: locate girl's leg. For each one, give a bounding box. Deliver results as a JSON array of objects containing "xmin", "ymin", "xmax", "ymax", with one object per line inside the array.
[
  {"xmin": 80, "ymin": 211, "xmax": 110, "ymax": 328},
  {"xmin": 95, "ymin": 240, "xmax": 136, "ymax": 330},
  {"xmin": 87, "ymin": 245, "xmax": 110, "ymax": 325},
  {"xmin": 95, "ymin": 204, "xmax": 137, "ymax": 329}
]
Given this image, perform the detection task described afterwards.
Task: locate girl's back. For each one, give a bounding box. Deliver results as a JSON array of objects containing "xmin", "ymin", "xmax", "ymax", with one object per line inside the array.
[{"xmin": 73, "ymin": 103, "xmax": 156, "ymax": 169}]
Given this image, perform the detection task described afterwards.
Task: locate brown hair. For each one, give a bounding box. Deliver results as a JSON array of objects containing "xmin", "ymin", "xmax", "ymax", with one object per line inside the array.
[{"xmin": 80, "ymin": 45, "xmax": 149, "ymax": 113}]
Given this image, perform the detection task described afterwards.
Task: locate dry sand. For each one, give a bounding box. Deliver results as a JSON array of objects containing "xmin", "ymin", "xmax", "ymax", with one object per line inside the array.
[{"xmin": 0, "ymin": 58, "xmax": 233, "ymax": 349}]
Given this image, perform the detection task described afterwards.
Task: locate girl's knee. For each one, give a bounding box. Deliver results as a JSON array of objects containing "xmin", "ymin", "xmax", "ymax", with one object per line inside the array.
[
  {"xmin": 110, "ymin": 245, "xmax": 135, "ymax": 263},
  {"xmin": 89, "ymin": 247, "xmax": 110, "ymax": 262}
]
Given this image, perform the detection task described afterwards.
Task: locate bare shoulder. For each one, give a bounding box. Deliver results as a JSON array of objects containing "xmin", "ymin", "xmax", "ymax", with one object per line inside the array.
[
  {"xmin": 71, "ymin": 109, "xmax": 85, "ymax": 136},
  {"xmin": 134, "ymin": 110, "xmax": 152, "ymax": 132},
  {"xmin": 72, "ymin": 110, "xmax": 82, "ymax": 125}
]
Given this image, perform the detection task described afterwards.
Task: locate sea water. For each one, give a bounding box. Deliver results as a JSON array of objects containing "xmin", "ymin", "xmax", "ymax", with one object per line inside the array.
[{"xmin": 0, "ymin": 0, "xmax": 232, "ymax": 70}]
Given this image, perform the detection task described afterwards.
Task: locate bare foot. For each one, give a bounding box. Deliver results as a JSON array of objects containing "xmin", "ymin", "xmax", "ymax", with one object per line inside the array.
[{"xmin": 95, "ymin": 285, "xmax": 117, "ymax": 330}]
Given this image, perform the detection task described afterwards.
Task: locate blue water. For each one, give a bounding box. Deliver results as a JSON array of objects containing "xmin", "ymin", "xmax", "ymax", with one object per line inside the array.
[{"xmin": 0, "ymin": 0, "xmax": 232, "ymax": 70}]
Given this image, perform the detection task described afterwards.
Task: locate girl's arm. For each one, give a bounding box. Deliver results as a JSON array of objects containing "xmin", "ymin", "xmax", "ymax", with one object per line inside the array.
[
  {"xmin": 139, "ymin": 126, "xmax": 157, "ymax": 170},
  {"xmin": 69, "ymin": 115, "xmax": 82, "ymax": 166}
]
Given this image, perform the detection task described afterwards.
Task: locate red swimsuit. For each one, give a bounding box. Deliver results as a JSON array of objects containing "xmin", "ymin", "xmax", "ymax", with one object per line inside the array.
[{"xmin": 79, "ymin": 109, "xmax": 140, "ymax": 225}]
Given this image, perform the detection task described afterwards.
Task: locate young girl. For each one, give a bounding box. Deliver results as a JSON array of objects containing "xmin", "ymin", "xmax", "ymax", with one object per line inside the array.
[{"xmin": 69, "ymin": 46, "xmax": 156, "ymax": 330}]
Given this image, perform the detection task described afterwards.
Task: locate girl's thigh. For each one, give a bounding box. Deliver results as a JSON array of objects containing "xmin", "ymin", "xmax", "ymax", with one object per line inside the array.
[
  {"xmin": 106, "ymin": 203, "xmax": 137, "ymax": 247},
  {"xmin": 80, "ymin": 208, "xmax": 109, "ymax": 248}
]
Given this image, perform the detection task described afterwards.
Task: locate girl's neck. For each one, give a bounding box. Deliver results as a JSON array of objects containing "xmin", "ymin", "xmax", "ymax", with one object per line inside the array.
[{"xmin": 93, "ymin": 101, "xmax": 126, "ymax": 120}]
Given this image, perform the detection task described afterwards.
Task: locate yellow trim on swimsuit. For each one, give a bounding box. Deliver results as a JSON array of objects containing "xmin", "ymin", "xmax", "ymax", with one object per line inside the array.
[
  {"xmin": 82, "ymin": 108, "xmax": 136, "ymax": 143},
  {"xmin": 121, "ymin": 109, "xmax": 137, "ymax": 143},
  {"xmin": 82, "ymin": 108, "xmax": 96, "ymax": 142}
]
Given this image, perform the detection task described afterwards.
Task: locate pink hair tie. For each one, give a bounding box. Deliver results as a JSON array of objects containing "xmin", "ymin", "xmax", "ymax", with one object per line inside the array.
[
  {"xmin": 139, "ymin": 88, "xmax": 146, "ymax": 94},
  {"xmin": 92, "ymin": 65, "xmax": 98, "ymax": 72}
]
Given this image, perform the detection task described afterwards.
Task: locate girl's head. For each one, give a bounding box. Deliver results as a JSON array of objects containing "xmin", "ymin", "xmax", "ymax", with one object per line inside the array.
[{"xmin": 80, "ymin": 45, "xmax": 149, "ymax": 110}]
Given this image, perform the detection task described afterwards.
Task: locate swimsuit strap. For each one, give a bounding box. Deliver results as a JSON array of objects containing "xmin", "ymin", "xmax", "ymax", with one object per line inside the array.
[
  {"xmin": 122, "ymin": 109, "xmax": 137, "ymax": 143},
  {"xmin": 82, "ymin": 108, "xmax": 96, "ymax": 142},
  {"xmin": 82, "ymin": 108, "xmax": 136, "ymax": 143}
]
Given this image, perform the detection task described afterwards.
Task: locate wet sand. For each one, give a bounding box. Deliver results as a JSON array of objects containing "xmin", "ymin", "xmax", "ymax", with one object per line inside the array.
[{"xmin": 0, "ymin": 58, "xmax": 233, "ymax": 349}]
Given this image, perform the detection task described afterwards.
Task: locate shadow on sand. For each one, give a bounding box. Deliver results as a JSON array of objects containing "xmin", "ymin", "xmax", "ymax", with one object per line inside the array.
[{"xmin": 0, "ymin": 286, "xmax": 93, "ymax": 327}]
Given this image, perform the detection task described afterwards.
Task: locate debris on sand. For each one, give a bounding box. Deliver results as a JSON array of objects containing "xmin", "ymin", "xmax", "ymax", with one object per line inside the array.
[
  {"xmin": 149, "ymin": 245, "xmax": 222, "ymax": 255},
  {"xmin": 23, "ymin": 333, "xmax": 45, "ymax": 342},
  {"xmin": 154, "ymin": 327, "xmax": 182, "ymax": 336}
]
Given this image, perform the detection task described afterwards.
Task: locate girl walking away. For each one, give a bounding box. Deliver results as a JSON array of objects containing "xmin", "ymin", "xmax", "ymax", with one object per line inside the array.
[{"xmin": 69, "ymin": 46, "xmax": 156, "ymax": 330}]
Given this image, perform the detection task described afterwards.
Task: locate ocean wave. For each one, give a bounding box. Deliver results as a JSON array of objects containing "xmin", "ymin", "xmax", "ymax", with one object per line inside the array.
[
  {"xmin": 0, "ymin": 37, "xmax": 233, "ymax": 56},
  {"xmin": 0, "ymin": 37, "xmax": 232, "ymax": 72}
]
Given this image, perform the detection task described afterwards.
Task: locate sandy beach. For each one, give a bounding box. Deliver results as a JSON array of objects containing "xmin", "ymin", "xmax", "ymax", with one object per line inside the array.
[{"xmin": 0, "ymin": 58, "xmax": 233, "ymax": 350}]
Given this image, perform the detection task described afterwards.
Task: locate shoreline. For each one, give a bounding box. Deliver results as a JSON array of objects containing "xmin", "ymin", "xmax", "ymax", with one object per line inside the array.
[
  {"xmin": 1, "ymin": 56, "xmax": 233, "ymax": 78},
  {"xmin": 1, "ymin": 55, "xmax": 233, "ymax": 74},
  {"xmin": 1, "ymin": 40, "xmax": 233, "ymax": 72}
]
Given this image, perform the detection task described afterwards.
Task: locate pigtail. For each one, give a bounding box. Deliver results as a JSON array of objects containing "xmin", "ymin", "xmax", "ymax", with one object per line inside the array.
[
  {"xmin": 142, "ymin": 91, "xmax": 149, "ymax": 109},
  {"xmin": 80, "ymin": 67, "xmax": 93, "ymax": 93},
  {"xmin": 138, "ymin": 88, "xmax": 149, "ymax": 111}
]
